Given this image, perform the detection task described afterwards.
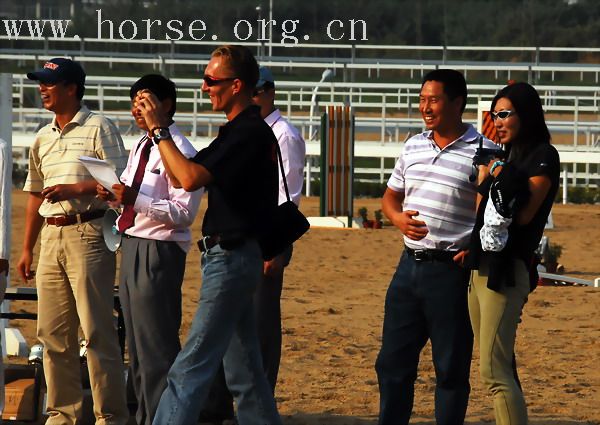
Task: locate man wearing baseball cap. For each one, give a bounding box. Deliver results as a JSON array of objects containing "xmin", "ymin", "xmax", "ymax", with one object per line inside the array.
[
  {"xmin": 18, "ymin": 58, "xmax": 129, "ymax": 425},
  {"xmin": 27, "ymin": 57, "xmax": 86, "ymax": 89}
]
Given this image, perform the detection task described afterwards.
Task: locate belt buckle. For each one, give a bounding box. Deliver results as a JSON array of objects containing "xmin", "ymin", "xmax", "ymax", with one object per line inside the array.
[{"xmin": 413, "ymin": 249, "xmax": 428, "ymax": 262}]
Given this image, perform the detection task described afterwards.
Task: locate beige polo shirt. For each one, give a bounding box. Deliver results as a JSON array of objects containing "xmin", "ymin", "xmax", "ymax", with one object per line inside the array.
[{"xmin": 23, "ymin": 106, "xmax": 128, "ymax": 217}]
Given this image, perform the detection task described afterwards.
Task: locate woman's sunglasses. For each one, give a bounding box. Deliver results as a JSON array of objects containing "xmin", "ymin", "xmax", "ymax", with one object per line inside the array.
[{"xmin": 491, "ymin": 110, "xmax": 514, "ymax": 120}]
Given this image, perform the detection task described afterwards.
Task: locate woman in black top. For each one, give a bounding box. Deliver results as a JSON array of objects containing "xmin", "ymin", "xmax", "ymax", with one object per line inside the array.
[{"xmin": 468, "ymin": 82, "xmax": 559, "ymax": 425}]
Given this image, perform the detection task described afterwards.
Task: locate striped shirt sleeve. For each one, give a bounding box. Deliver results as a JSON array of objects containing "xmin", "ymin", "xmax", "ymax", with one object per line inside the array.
[
  {"xmin": 387, "ymin": 151, "xmax": 406, "ymax": 192},
  {"xmin": 23, "ymin": 136, "xmax": 44, "ymax": 192}
]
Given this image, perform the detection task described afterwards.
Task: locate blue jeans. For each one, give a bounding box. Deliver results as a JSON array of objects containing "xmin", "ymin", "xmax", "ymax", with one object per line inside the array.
[
  {"xmin": 375, "ymin": 250, "xmax": 473, "ymax": 425},
  {"xmin": 152, "ymin": 239, "xmax": 282, "ymax": 425},
  {"xmin": 200, "ymin": 245, "xmax": 294, "ymax": 421}
]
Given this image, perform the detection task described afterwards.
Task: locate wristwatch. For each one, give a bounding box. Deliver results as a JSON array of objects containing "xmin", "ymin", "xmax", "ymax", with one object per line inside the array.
[{"xmin": 151, "ymin": 127, "xmax": 171, "ymax": 144}]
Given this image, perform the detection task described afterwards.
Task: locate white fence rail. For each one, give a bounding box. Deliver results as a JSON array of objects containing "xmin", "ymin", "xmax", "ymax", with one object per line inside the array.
[
  {"xmin": 4, "ymin": 42, "xmax": 599, "ymax": 197},
  {"xmin": 2, "ymin": 39, "xmax": 600, "ymax": 84},
  {"xmin": 9, "ymin": 75, "xmax": 600, "ymax": 147}
]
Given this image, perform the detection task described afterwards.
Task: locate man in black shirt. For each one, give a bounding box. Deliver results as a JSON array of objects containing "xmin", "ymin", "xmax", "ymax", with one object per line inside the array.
[{"xmin": 135, "ymin": 45, "xmax": 282, "ymax": 425}]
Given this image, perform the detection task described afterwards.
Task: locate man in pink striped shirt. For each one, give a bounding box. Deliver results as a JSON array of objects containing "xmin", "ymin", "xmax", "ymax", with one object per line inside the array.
[{"xmin": 97, "ymin": 74, "xmax": 202, "ymax": 425}]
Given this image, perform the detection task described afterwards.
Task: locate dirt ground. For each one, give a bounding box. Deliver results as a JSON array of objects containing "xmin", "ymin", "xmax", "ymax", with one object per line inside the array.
[{"xmin": 5, "ymin": 191, "xmax": 600, "ymax": 424}]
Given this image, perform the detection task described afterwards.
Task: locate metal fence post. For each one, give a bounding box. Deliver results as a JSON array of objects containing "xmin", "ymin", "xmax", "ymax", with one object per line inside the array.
[{"xmin": 562, "ymin": 165, "xmax": 568, "ymax": 204}]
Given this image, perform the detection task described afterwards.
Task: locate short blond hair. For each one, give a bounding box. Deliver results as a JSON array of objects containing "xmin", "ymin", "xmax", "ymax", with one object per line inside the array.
[{"xmin": 211, "ymin": 45, "xmax": 258, "ymax": 91}]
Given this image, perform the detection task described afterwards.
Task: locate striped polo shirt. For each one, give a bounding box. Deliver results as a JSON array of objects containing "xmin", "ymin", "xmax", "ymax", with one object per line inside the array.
[
  {"xmin": 23, "ymin": 105, "xmax": 128, "ymax": 217},
  {"xmin": 388, "ymin": 124, "xmax": 495, "ymax": 251}
]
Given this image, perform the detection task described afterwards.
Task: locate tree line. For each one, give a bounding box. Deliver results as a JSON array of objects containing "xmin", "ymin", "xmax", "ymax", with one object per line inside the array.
[{"xmin": 62, "ymin": 0, "xmax": 598, "ymax": 49}]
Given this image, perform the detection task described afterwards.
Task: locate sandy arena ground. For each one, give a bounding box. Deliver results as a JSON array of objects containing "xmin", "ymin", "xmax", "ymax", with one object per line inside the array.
[{"xmin": 5, "ymin": 191, "xmax": 600, "ymax": 424}]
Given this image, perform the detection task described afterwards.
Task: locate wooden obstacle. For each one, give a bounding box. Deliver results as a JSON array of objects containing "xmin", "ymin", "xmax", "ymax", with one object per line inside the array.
[{"xmin": 319, "ymin": 105, "xmax": 355, "ymax": 227}]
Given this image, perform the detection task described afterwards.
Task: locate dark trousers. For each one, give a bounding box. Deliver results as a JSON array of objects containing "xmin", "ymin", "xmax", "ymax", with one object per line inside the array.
[
  {"xmin": 375, "ymin": 250, "xmax": 473, "ymax": 425},
  {"xmin": 119, "ymin": 237, "xmax": 186, "ymax": 425},
  {"xmin": 200, "ymin": 246, "xmax": 293, "ymax": 420},
  {"xmin": 253, "ymin": 245, "xmax": 292, "ymax": 391}
]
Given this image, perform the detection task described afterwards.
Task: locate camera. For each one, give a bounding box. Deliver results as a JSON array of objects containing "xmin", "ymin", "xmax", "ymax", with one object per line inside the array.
[
  {"xmin": 472, "ymin": 136, "xmax": 506, "ymax": 166},
  {"xmin": 469, "ymin": 136, "xmax": 506, "ymax": 182},
  {"xmin": 473, "ymin": 147, "xmax": 507, "ymax": 166}
]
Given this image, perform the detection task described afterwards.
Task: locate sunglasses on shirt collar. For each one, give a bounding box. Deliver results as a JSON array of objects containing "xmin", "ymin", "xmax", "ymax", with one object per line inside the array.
[
  {"xmin": 203, "ymin": 75, "xmax": 237, "ymax": 87},
  {"xmin": 490, "ymin": 110, "xmax": 515, "ymax": 120}
]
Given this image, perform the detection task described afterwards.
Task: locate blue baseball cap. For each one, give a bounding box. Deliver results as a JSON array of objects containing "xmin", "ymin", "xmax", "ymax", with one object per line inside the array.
[
  {"xmin": 27, "ymin": 58, "xmax": 86, "ymax": 86},
  {"xmin": 256, "ymin": 66, "xmax": 275, "ymax": 89}
]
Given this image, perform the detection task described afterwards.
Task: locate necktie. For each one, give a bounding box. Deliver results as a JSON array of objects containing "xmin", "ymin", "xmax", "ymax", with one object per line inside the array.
[{"xmin": 118, "ymin": 137, "xmax": 152, "ymax": 233}]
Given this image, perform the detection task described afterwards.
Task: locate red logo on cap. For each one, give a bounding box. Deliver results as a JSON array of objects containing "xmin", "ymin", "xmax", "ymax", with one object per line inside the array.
[{"xmin": 44, "ymin": 62, "xmax": 58, "ymax": 70}]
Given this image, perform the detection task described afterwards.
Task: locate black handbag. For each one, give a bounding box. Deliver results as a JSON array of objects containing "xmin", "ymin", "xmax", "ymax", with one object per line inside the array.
[{"xmin": 258, "ymin": 141, "xmax": 310, "ymax": 260}]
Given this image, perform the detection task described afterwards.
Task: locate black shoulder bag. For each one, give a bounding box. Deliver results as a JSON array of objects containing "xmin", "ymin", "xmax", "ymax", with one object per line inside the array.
[{"xmin": 258, "ymin": 141, "xmax": 310, "ymax": 260}]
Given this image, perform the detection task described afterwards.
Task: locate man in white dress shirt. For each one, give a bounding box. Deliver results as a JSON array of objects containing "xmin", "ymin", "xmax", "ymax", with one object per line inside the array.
[
  {"xmin": 0, "ymin": 137, "xmax": 11, "ymax": 416},
  {"xmin": 97, "ymin": 74, "xmax": 202, "ymax": 425},
  {"xmin": 251, "ymin": 66, "xmax": 306, "ymax": 391}
]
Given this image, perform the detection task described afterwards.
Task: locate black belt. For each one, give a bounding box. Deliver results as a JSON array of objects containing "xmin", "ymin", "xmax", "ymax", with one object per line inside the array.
[
  {"xmin": 405, "ymin": 247, "xmax": 458, "ymax": 262},
  {"xmin": 197, "ymin": 235, "xmax": 246, "ymax": 252}
]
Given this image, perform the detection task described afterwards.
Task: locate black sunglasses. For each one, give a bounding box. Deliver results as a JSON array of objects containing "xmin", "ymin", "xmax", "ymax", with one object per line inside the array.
[
  {"xmin": 203, "ymin": 75, "xmax": 237, "ymax": 87},
  {"xmin": 491, "ymin": 110, "xmax": 514, "ymax": 120}
]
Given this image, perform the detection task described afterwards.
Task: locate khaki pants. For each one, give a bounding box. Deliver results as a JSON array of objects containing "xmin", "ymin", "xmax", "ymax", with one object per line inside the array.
[
  {"xmin": 468, "ymin": 256, "xmax": 530, "ymax": 425},
  {"xmin": 36, "ymin": 219, "xmax": 128, "ymax": 425}
]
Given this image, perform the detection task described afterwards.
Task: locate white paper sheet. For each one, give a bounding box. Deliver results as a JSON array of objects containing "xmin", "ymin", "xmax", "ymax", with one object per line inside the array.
[{"xmin": 79, "ymin": 156, "xmax": 120, "ymax": 194}]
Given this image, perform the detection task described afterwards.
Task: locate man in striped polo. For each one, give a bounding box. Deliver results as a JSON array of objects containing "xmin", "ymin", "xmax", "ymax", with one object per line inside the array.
[
  {"xmin": 375, "ymin": 69, "xmax": 495, "ymax": 425},
  {"xmin": 17, "ymin": 58, "xmax": 129, "ymax": 425}
]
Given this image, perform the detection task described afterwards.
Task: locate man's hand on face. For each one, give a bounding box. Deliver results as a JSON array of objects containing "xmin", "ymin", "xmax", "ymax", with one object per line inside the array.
[
  {"xmin": 134, "ymin": 90, "xmax": 169, "ymax": 133},
  {"xmin": 111, "ymin": 184, "xmax": 138, "ymax": 206}
]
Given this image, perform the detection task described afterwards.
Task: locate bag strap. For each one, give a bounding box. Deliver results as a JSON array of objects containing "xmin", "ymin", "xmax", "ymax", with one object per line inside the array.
[{"xmin": 275, "ymin": 141, "xmax": 292, "ymax": 203}]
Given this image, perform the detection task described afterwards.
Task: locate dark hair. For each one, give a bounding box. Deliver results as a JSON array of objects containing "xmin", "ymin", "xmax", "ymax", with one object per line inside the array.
[
  {"xmin": 490, "ymin": 82, "xmax": 551, "ymax": 159},
  {"xmin": 211, "ymin": 45, "xmax": 259, "ymax": 92},
  {"xmin": 422, "ymin": 69, "xmax": 468, "ymax": 112},
  {"xmin": 130, "ymin": 74, "xmax": 177, "ymax": 118}
]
